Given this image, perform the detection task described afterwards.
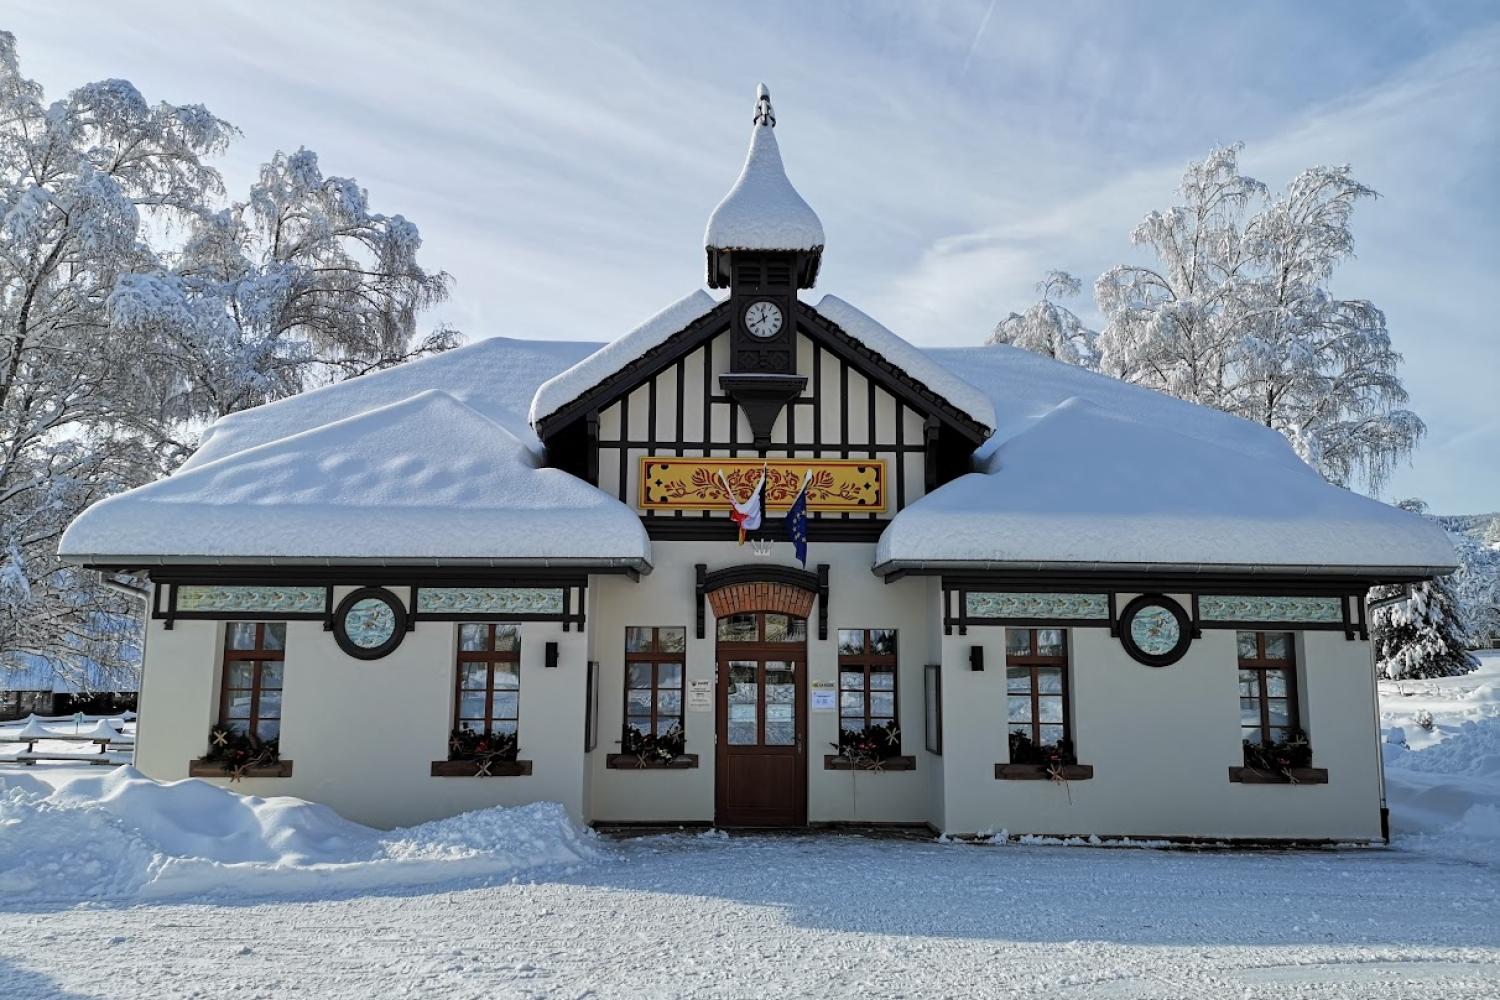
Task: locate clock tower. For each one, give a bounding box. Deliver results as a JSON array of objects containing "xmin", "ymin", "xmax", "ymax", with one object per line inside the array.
[{"xmin": 705, "ymin": 85, "xmax": 825, "ymax": 446}]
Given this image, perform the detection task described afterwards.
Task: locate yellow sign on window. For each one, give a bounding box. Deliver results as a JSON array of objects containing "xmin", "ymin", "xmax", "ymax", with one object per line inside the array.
[{"xmin": 639, "ymin": 457, "xmax": 887, "ymax": 513}]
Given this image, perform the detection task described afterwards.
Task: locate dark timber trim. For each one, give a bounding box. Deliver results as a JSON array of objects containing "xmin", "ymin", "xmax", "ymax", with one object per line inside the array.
[
  {"xmin": 647, "ymin": 519, "xmax": 885, "ymax": 543},
  {"xmin": 694, "ymin": 562, "xmax": 829, "ymax": 640}
]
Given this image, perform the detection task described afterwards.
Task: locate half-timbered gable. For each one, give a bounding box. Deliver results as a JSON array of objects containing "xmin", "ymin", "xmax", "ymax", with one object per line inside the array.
[{"xmin": 532, "ymin": 299, "xmax": 991, "ymax": 540}]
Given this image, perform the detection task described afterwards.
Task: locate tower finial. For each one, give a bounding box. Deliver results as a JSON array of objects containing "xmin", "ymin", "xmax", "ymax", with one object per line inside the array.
[{"xmin": 753, "ymin": 83, "xmax": 775, "ymax": 127}]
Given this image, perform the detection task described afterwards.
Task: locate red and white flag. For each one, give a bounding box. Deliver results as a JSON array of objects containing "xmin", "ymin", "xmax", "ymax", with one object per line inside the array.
[{"xmin": 718, "ymin": 466, "xmax": 766, "ymax": 545}]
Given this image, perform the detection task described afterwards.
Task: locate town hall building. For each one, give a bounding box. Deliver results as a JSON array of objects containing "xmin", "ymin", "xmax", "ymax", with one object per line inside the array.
[{"xmin": 60, "ymin": 87, "xmax": 1455, "ymax": 841}]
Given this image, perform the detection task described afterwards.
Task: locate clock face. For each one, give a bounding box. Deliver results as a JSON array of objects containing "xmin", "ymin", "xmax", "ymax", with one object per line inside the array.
[{"xmin": 744, "ymin": 300, "xmax": 784, "ymax": 339}]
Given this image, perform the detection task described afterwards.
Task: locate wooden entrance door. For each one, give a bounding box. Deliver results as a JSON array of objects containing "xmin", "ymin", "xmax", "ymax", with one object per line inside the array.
[{"xmin": 715, "ymin": 612, "xmax": 807, "ymax": 827}]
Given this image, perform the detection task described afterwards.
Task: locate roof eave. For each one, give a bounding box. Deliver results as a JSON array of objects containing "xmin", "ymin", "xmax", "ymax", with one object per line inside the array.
[
  {"xmin": 871, "ymin": 557, "xmax": 1454, "ymax": 586},
  {"xmin": 61, "ymin": 553, "xmax": 654, "ymax": 577}
]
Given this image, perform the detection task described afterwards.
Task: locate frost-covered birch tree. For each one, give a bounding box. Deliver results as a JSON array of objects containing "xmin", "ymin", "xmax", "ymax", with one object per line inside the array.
[
  {"xmin": 108, "ymin": 148, "xmax": 458, "ymax": 431},
  {"xmin": 986, "ymin": 271, "xmax": 1099, "ymax": 368},
  {"xmin": 1095, "ymin": 144, "xmax": 1421, "ymax": 490},
  {"xmin": 0, "ymin": 33, "xmax": 458, "ymax": 687},
  {"xmin": 0, "ymin": 32, "xmax": 234, "ymax": 684}
]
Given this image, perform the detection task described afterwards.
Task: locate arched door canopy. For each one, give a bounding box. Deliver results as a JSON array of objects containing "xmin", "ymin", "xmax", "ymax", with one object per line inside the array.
[{"xmin": 695, "ymin": 563, "xmax": 829, "ymax": 640}]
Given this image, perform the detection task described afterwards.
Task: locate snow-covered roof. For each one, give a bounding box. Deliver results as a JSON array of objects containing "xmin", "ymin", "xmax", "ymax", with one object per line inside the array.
[
  {"xmin": 186, "ymin": 336, "xmax": 597, "ymax": 471},
  {"xmin": 704, "ymin": 85, "xmax": 824, "ymax": 254},
  {"xmin": 528, "ymin": 290, "xmax": 719, "ymax": 426},
  {"xmin": 812, "ymin": 296, "xmax": 996, "ymax": 432},
  {"xmin": 876, "ymin": 345, "xmax": 1456, "ymax": 576},
  {"xmin": 60, "ymin": 390, "xmax": 650, "ymax": 569}
]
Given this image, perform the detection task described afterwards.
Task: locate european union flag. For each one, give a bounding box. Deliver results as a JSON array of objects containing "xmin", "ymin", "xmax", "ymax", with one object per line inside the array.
[{"xmin": 784, "ymin": 479, "xmax": 809, "ymax": 567}]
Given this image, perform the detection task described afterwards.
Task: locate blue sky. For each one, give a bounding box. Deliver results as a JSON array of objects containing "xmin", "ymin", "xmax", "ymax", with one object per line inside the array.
[{"xmin": 12, "ymin": 1, "xmax": 1499, "ymax": 512}]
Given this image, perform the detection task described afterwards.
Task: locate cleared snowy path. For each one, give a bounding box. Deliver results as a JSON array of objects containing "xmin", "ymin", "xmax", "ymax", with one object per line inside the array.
[{"xmin": 2, "ymin": 832, "xmax": 1497, "ymax": 999}]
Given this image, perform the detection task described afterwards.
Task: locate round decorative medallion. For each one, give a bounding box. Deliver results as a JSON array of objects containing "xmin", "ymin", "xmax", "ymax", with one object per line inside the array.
[
  {"xmin": 1118, "ymin": 594, "xmax": 1192, "ymax": 667},
  {"xmin": 332, "ymin": 587, "xmax": 407, "ymax": 659}
]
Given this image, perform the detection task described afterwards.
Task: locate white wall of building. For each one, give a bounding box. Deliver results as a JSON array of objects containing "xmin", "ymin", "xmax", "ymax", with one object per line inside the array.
[
  {"xmin": 135, "ymin": 586, "xmax": 589, "ymax": 830},
  {"xmin": 133, "ymin": 569, "xmax": 1384, "ymax": 841}
]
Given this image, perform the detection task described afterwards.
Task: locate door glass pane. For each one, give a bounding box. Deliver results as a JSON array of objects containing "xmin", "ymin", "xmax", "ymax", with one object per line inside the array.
[
  {"xmin": 625, "ymin": 627, "xmax": 654, "ymax": 653},
  {"xmin": 657, "ymin": 662, "xmax": 683, "ymax": 688},
  {"xmin": 1264, "ymin": 633, "xmax": 1291, "ymax": 661},
  {"xmin": 626, "ymin": 663, "xmax": 653, "ymax": 689},
  {"xmin": 1036, "ymin": 629, "xmax": 1064, "ymax": 656},
  {"xmin": 1006, "ymin": 629, "xmax": 1031, "ymax": 657},
  {"xmin": 765, "ymin": 615, "xmax": 806, "ymax": 643},
  {"xmin": 1006, "ymin": 667, "xmax": 1032, "ymax": 693},
  {"xmin": 718, "ymin": 614, "xmax": 758, "ymax": 642},
  {"xmin": 659, "ymin": 628, "xmax": 687, "ymax": 653},
  {"xmin": 727, "ymin": 662, "xmax": 758, "ymax": 744},
  {"xmin": 764, "ymin": 663, "xmax": 796, "ymax": 745},
  {"xmin": 1007, "ymin": 695, "xmax": 1031, "ymax": 723},
  {"xmin": 837, "ymin": 629, "xmax": 864, "ymax": 654},
  {"xmin": 868, "ymin": 629, "xmax": 896, "ymax": 655}
]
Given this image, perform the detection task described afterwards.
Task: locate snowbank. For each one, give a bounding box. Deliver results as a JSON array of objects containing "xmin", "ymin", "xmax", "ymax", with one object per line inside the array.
[
  {"xmin": 0, "ymin": 767, "xmax": 605, "ymax": 902},
  {"xmin": 1381, "ymin": 651, "xmax": 1500, "ymax": 864}
]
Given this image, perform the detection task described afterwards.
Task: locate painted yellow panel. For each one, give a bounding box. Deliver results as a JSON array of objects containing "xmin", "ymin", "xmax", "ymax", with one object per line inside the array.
[{"xmin": 639, "ymin": 457, "xmax": 886, "ymax": 513}]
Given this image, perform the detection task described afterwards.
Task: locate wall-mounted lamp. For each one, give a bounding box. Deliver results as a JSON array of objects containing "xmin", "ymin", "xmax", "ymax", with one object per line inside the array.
[{"xmin": 969, "ymin": 645, "xmax": 984, "ymax": 671}]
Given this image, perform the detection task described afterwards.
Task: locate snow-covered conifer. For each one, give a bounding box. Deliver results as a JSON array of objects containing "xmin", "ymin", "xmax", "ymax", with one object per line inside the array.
[{"xmin": 1370, "ymin": 501, "xmax": 1479, "ymax": 679}]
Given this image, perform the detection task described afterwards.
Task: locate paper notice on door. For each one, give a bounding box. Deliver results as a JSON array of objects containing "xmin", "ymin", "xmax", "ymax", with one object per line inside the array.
[
  {"xmin": 810, "ymin": 680, "xmax": 836, "ymax": 712},
  {"xmin": 687, "ymin": 678, "xmax": 713, "ymax": 711}
]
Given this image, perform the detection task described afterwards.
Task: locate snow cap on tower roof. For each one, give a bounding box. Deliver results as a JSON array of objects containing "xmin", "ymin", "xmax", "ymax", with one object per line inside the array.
[{"xmin": 704, "ymin": 84, "xmax": 825, "ymax": 255}]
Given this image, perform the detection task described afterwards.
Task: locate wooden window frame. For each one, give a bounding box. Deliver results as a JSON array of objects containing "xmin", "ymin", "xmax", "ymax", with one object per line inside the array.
[
  {"xmin": 218, "ymin": 621, "xmax": 286, "ymax": 740},
  {"xmin": 453, "ymin": 623, "xmax": 521, "ymax": 735},
  {"xmin": 836, "ymin": 628, "xmax": 899, "ymax": 735},
  {"xmin": 1003, "ymin": 627, "xmax": 1071, "ymax": 747},
  {"xmin": 623, "ymin": 627, "xmax": 687, "ymax": 739},
  {"xmin": 1237, "ymin": 630, "xmax": 1300, "ymax": 744}
]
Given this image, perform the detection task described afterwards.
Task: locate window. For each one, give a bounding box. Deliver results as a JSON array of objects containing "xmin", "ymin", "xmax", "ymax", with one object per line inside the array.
[
  {"xmin": 624, "ymin": 627, "xmax": 686, "ymax": 738},
  {"xmin": 717, "ymin": 612, "xmax": 807, "ymax": 643},
  {"xmin": 454, "ymin": 624, "xmax": 520, "ymax": 736},
  {"xmin": 1005, "ymin": 628, "xmax": 1070, "ymax": 749},
  {"xmin": 837, "ymin": 628, "xmax": 897, "ymax": 734},
  {"xmin": 220, "ymin": 622, "xmax": 286, "ymax": 740},
  {"xmin": 1237, "ymin": 631, "xmax": 1299, "ymax": 744}
]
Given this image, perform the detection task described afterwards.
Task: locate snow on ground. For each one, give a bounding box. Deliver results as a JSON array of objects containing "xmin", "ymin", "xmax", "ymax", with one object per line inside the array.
[
  {"xmin": 2, "ymin": 661, "xmax": 1498, "ymax": 998},
  {"xmin": 1381, "ymin": 650, "xmax": 1500, "ymax": 865},
  {"xmin": 0, "ymin": 826, "xmax": 1496, "ymax": 999}
]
